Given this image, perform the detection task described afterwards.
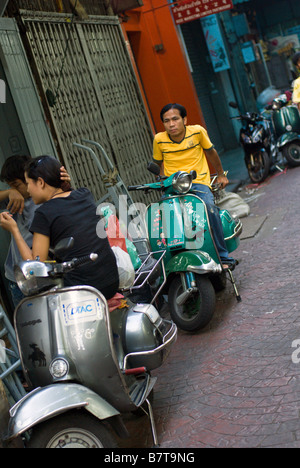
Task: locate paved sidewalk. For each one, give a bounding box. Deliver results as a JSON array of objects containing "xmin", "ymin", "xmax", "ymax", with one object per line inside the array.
[{"xmin": 119, "ymin": 164, "xmax": 300, "ymax": 448}]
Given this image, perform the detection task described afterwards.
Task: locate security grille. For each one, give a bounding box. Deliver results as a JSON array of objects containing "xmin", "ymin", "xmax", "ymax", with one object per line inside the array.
[{"xmin": 21, "ymin": 11, "xmax": 154, "ymax": 202}]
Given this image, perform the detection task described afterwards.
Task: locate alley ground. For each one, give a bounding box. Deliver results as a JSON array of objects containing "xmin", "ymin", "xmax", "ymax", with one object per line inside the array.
[{"xmin": 119, "ymin": 163, "xmax": 300, "ymax": 448}]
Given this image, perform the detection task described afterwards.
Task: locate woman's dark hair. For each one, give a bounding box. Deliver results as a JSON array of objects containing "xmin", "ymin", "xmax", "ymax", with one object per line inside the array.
[
  {"xmin": 0, "ymin": 155, "xmax": 32, "ymax": 183},
  {"xmin": 160, "ymin": 103, "xmax": 187, "ymax": 122},
  {"xmin": 25, "ymin": 155, "xmax": 71, "ymax": 192}
]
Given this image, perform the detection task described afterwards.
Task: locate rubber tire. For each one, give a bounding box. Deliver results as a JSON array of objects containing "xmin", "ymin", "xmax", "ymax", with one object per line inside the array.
[
  {"xmin": 168, "ymin": 275, "xmax": 216, "ymax": 332},
  {"xmin": 26, "ymin": 410, "xmax": 118, "ymax": 448},
  {"xmin": 282, "ymin": 142, "xmax": 300, "ymax": 167},
  {"xmin": 247, "ymin": 150, "xmax": 270, "ymax": 183},
  {"xmin": 210, "ymin": 271, "xmax": 227, "ymax": 292}
]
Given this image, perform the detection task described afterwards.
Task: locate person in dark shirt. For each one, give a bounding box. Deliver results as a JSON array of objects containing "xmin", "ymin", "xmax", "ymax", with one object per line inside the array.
[
  {"xmin": 0, "ymin": 155, "xmax": 119, "ymax": 300},
  {"xmin": 0, "ymin": 154, "xmax": 70, "ymax": 307}
]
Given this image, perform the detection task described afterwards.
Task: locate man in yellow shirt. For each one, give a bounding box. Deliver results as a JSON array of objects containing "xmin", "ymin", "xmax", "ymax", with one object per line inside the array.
[
  {"xmin": 292, "ymin": 53, "xmax": 300, "ymax": 112},
  {"xmin": 153, "ymin": 103, "xmax": 235, "ymax": 268}
]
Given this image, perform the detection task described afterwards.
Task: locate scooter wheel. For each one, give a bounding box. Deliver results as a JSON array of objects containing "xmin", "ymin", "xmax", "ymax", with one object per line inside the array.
[
  {"xmin": 283, "ymin": 142, "xmax": 300, "ymax": 167},
  {"xmin": 168, "ymin": 275, "xmax": 216, "ymax": 332},
  {"xmin": 26, "ymin": 410, "xmax": 118, "ymax": 448},
  {"xmin": 247, "ymin": 150, "xmax": 270, "ymax": 183}
]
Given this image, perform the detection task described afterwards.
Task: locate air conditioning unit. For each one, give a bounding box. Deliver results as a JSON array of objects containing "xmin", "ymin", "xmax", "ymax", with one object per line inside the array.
[{"xmin": 110, "ymin": 0, "xmax": 143, "ymax": 14}]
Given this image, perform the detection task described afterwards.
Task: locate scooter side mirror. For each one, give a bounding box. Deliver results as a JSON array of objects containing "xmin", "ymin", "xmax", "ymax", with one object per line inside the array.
[
  {"xmin": 53, "ymin": 237, "xmax": 75, "ymax": 259},
  {"xmin": 147, "ymin": 162, "xmax": 161, "ymax": 176},
  {"xmin": 190, "ymin": 170, "xmax": 197, "ymax": 180}
]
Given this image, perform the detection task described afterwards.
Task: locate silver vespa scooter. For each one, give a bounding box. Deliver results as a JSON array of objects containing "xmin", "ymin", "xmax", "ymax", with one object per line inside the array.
[{"xmin": 5, "ymin": 239, "xmax": 177, "ymax": 448}]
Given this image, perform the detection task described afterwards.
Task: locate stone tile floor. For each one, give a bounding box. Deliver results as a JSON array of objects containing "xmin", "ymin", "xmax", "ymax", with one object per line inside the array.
[{"xmin": 119, "ymin": 165, "xmax": 300, "ymax": 448}]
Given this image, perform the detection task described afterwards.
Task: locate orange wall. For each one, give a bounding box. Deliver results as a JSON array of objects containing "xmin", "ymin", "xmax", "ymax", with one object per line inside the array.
[{"xmin": 122, "ymin": 0, "xmax": 206, "ymax": 134}]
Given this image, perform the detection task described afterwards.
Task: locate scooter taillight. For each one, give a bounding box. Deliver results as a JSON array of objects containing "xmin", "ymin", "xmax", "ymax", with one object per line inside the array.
[{"xmin": 123, "ymin": 367, "xmax": 147, "ymax": 375}]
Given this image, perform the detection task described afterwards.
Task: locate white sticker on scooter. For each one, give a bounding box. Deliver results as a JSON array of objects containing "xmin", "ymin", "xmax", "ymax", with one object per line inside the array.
[{"xmin": 62, "ymin": 297, "xmax": 102, "ymax": 326}]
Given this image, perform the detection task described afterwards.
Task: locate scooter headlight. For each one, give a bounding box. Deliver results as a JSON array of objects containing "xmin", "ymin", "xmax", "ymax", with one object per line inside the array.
[
  {"xmin": 240, "ymin": 132, "xmax": 252, "ymax": 144},
  {"xmin": 49, "ymin": 358, "xmax": 69, "ymax": 379},
  {"xmin": 252, "ymin": 127, "xmax": 264, "ymax": 143},
  {"xmin": 172, "ymin": 172, "xmax": 193, "ymax": 194},
  {"xmin": 272, "ymin": 94, "xmax": 287, "ymax": 110}
]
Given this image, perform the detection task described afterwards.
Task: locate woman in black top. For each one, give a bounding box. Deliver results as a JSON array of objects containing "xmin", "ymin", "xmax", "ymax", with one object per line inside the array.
[{"xmin": 0, "ymin": 156, "xmax": 119, "ymax": 299}]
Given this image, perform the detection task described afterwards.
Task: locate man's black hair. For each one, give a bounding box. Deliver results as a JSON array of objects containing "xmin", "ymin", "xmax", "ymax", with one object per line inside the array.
[
  {"xmin": 292, "ymin": 52, "xmax": 300, "ymax": 67},
  {"xmin": 0, "ymin": 155, "xmax": 32, "ymax": 183},
  {"xmin": 160, "ymin": 103, "xmax": 187, "ymax": 122}
]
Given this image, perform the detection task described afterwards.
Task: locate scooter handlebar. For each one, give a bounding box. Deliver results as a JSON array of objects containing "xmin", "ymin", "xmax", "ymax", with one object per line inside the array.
[
  {"xmin": 49, "ymin": 253, "xmax": 98, "ymax": 277},
  {"xmin": 128, "ymin": 185, "xmax": 147, "ymax": 191},
  {"xmin": 128, "ymin": 184, "xmax": 161, "ymax": 192},
  {"xmin": 71, "ymin": 253, "xmax": 98, "ymax": 268}
]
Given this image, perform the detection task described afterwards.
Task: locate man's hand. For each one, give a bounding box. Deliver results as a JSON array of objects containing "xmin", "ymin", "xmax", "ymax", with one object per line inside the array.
[
  {"xmin": 204, "ymin": 148, "xmax": 228, "ymax": 189},
  {"xmin": 7, "ymin": 189, "xmax": 25, "ymax": 215},
  {"xmin": 216, "ymin": 174, "xmax": 229, "ymax": 189}
]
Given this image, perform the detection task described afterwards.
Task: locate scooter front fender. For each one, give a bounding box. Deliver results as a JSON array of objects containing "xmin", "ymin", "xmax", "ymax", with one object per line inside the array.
[
  {"xmin": 277, "ymin": 132, "xmax": 300, "ymax": 148},
  {"xmin": 166, "ymin": 251, "xmax": 222, "ymax": 276},
  {"xmin": 6, "ymin": 383, "xmax": 120, "ymax": 440}
]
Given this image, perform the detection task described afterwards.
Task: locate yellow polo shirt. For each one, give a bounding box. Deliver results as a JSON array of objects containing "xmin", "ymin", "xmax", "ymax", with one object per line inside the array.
[
  {"xmin": 153, "ymin": 125, "xmax": 213, "ymax": 186},
  {"xmin": 293, "ymin": 77, "xmax": 300, "ymax": 104}
]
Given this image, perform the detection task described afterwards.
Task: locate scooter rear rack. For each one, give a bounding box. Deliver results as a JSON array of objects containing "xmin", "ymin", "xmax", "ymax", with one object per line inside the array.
[{"xmin": 128, "ymin": 249, "xmax": 167, "ymax": 305}]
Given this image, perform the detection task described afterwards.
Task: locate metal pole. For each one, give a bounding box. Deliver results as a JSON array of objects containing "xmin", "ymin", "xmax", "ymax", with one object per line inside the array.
[
  {"xmin": 256, "ymin": 42, "xmax": 272, "ymax": 88},
  {"xmin": 0, "ymin": 1, "xmax": 9, "ymax": 17}
]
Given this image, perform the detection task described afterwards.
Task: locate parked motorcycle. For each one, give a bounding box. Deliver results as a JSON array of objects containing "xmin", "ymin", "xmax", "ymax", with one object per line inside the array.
[
  {"xmin": 229, "ymin": 102, "xmax": 273, "ymax": 183},
  {"xmin": 229, "ymin": 98, "xmax": 300, "ymax": 183},
  {"xmin": 5, "ymin": 239, "xmax": 177, "ymax": 448},
  {"xmin": 128, "ymin": 164, "xmax": 242, "ymax": 332},
  {"xmin": 269, "ymin": 94, "xmax": 300, "ymax": 166}
]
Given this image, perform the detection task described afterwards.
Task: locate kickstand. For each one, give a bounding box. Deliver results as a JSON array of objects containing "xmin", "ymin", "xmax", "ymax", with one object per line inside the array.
[
  {"xmin": 145, "ymin": 398, "xmax": 160, "ymax": 448},
  {"xmin": 226, "ymin": 269, "xmax": 242, "ymax": 302}
]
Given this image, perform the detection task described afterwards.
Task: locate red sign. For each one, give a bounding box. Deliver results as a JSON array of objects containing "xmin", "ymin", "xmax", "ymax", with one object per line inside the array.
[{"xmin": 172, "ymin": 0, "xmax": 233, "ymax": 25}]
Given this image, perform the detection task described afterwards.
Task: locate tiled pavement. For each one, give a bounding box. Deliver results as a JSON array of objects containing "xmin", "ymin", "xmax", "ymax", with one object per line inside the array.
[{"xmin": 119, "ymin": 164, "xmax": 300, "ymax": 448}]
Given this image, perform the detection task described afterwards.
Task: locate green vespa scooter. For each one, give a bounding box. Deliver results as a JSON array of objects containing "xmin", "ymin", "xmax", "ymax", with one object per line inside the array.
[
  {"xmin": 128, "ymin": 163, "xmax": 242, "ymax": 332},
  {"xmin": 270, "ymin": 94, "xmax": 300, "ymax": 166}
]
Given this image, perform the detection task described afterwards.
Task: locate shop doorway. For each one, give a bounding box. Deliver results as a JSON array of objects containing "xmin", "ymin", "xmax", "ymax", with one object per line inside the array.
[
  {"xmin": 0, "ymin": 18, "xmax": 57, "ymax": 314},
  {"xmin": 0, "ymin": 61, "xmax": 31, "ymax": 315},
  {"xmin": 180, "ymin": 19, "xmax": 239, "ymax": 153}
]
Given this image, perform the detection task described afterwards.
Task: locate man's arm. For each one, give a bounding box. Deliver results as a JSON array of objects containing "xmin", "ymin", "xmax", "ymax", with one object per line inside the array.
[
  {"xmin": 152, "ymin": 134, "xmax": 165, "ymax": 176},
  {"xmin": 204, "ymin": 147, "xmax": 229, "ymax": 189},
  {"xmin": 153, "ymin": 158, "xmax": 165, "ymax": 176},
  {"xmin": 292, "ymin": 78, "xmax": 300, "ymax": 112},
  {"xmin": 153, "ymin": 159, "xmax": 163, "ymax": 167}
]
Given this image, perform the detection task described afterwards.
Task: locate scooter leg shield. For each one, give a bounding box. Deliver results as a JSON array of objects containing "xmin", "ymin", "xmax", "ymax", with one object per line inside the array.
[
  {"xmin": 6, "ymin": 383, "xmax": 120, "ymax": 440},
  {"xmin": 166, "ymin": 250, "xmax": 222, "ymax": 275},
  {"xmin": 278, "ymin": 132, "xmax": 300, "ymax": 148}
]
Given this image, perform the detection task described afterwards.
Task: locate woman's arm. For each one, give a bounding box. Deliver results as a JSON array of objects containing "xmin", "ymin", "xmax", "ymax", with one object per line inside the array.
[
  {"xmin": 0, "ymin": 212, "xmax": 50, "ymax": 261},
  {"xmin": 32, "ymin": 233, "xmax": 50, "ymax": 261}
]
